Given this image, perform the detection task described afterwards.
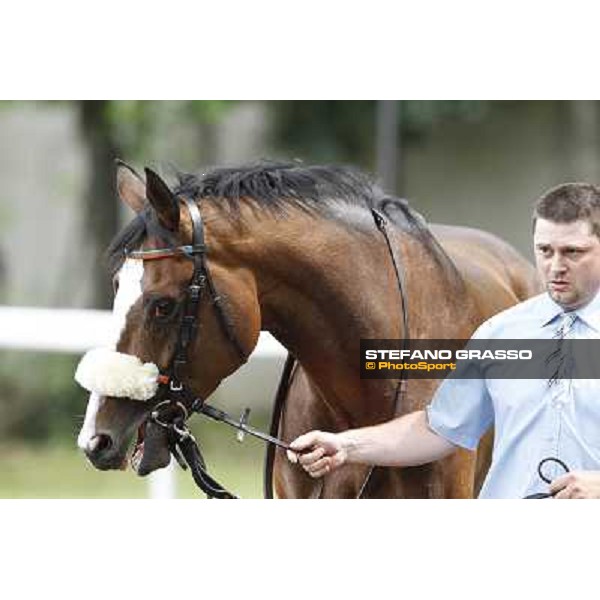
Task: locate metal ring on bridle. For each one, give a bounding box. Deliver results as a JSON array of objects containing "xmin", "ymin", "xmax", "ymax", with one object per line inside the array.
[{"xmin": 151, "ymin": 400, "xmax": 189, "ymax": 428}]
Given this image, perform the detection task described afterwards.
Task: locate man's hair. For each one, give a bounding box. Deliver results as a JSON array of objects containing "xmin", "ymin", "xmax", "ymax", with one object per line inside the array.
[{"xmin": 533, "ymin": 182, "xmax": 600, "ymax": 238}]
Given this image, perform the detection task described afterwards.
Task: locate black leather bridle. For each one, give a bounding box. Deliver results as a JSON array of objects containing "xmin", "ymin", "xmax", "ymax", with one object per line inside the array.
[
  {"xmin": 127, "ymin": 196, "xmax": 410, "ymax": 499},
  {"xmin": 128, "ymin": 197, "xmax": 302, "ymax": 499}
]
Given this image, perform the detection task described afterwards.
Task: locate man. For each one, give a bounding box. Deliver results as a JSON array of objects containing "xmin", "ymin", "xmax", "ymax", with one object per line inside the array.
[{"xmin": 289, "ymin": 182, "xmax": 600, "ymax": 498}]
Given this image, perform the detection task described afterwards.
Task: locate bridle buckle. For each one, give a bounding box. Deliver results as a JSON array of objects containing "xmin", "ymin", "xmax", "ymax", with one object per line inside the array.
[
  {"xmin": 236, "ymin": 408, "xmax": 251, "ymax": 442},
  {"xmin": 189, "ymin": 284, "xmax": 202, "ymax": 301}
]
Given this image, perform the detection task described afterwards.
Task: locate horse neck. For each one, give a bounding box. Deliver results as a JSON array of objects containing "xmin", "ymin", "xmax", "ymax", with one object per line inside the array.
[{"xmin": 208, "ymin": 206, "xmax": 465, "ymax": 424}]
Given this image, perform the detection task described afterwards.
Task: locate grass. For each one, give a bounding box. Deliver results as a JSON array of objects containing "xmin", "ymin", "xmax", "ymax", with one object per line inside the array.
[{"xmin": 0, "ymin": 416, "xmax": 272, "ymax": 499}]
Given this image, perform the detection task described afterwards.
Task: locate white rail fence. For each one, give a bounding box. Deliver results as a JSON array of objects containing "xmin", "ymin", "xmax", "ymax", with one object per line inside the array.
[{"xmin": 0, "ymin": 305, "xmax": 287, "ymax": 498}]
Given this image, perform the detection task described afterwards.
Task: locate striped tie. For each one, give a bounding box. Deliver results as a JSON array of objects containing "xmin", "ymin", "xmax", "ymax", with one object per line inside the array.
[{"xmin": 547, "ymin": 312, "xmax": 577, "ymax": 387}]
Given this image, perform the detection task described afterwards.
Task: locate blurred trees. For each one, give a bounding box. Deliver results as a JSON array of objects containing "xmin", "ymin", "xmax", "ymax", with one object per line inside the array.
[
  {"xmin": 76, "ymin": 99, "xmax": 493, "ymax": 304},
  {"xmin": 79, "ymin": 101, "xmax": 121, "ymax": 308},
  {"xmin": 78, "ymin": 100, "xmax": 233, "ymax": 309},
  {"xmin": 270, "ymin": 100, "xmax": 491, "ymax": 191}
]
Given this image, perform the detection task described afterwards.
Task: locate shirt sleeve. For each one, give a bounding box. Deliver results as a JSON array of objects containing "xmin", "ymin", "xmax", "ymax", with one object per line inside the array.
[{"xmin": 426, "ymin": 320, "xmax": 495, "ymax": 451}]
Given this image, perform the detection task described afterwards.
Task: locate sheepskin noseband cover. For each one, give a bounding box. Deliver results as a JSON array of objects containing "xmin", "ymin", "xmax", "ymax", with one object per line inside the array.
[{"xmin": 75, "ymin": 347, "xmax": 159, "ymax": 401}]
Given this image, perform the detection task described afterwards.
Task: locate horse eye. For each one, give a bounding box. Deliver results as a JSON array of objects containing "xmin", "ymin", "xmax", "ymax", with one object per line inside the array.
[{"xmin": 153, "ymin": 298, "xmax": 177, "ymax": 321}]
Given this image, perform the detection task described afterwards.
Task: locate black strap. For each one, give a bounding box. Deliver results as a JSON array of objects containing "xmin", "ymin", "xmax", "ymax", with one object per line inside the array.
[
  {"xmin": 184, "ymin": 197, "xmax": 247, "ymax": 362},
  {"xmin": 162, "ymin": 197, "xmax": 246, "ymax": 392},
  {"xmin": 176, "ymin": 434, "xmax": 238, "ymax": 499},
  {"xmin": 264, "ymin": 354, "xmax": 298, "ymax": 499},
  {"xmin": 202, "ymin": 255, "xmax": 248, "ymax": 362},
  {"xmin": 261, "ymin": 211, "xmax": 411, "ymax": 500},
  {"xmin": 371, "ymin": 208, "xmax": 410, "ymax": 416},
  {"xmin": 356, "ymin": 210, "xmax": 410, "ymax": 499},
  {"xmin": 523, "ymin": 457, "xmax": 570, "ymax": 499}
]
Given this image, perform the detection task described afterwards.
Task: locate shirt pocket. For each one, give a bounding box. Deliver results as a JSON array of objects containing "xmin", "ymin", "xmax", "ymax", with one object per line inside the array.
[
  {"xmin": 487, "ymin": 378, "xmax": 545, "ymax": 412},
  {"xmin": 571, "ymin": 380, "xmax": 600, "ymax": 449}
]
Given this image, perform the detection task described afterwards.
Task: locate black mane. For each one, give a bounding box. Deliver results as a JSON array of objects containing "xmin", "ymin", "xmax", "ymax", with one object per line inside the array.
[
  {"xmin": 173, "ymin": 161, "xmax": 379, "ymax": 216},
  {"xmin": 107, "ymin": 161, "xmax": 457, "ymax": 281}
]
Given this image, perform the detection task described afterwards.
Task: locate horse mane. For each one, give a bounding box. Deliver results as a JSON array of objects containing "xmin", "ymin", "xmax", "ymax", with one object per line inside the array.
[
  {"xmin": 172, "ymin": 161, "xmax": 378, "ymax": 216},
  {"xmin": 106, "ymin": 161, "xmax": 462, "ymax": 285}
]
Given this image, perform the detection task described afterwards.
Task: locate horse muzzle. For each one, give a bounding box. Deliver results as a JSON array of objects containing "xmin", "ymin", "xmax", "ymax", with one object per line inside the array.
[{"xmin": 82, "ymin": 432, "xmax": 128, "ymax": 470}]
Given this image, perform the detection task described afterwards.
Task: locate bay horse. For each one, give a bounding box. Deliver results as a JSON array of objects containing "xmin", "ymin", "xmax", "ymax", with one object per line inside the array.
[{"xmin": 77, "ymin": 161, "xmax": 540, "ymax": 498}]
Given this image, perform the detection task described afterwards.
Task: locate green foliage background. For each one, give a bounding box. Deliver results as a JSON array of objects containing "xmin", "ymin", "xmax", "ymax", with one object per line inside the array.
[{"xmin": 0, "ymin": 100, "xmax": 494, "ymax": 496}]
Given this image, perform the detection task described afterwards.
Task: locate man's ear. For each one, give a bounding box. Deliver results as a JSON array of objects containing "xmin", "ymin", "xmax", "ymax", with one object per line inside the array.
[
  {"xmin": 116, "ymin": 160, "xmax": 146, "ymax": 214},
  {"xmin": 144, "ymin": 167, "xmax": 180, "ymax": 231}
]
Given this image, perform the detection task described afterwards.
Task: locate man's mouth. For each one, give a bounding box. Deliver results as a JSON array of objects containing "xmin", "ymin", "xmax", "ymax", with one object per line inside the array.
[{"xmin": 550, "ymin": 281, "xmax": 570, "ymax": 291}]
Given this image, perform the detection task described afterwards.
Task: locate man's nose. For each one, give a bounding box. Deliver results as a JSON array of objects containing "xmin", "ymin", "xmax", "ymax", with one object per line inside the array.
[{"xmin": 550, "ymin": 255, "xmax": 567, "ymax": 274}]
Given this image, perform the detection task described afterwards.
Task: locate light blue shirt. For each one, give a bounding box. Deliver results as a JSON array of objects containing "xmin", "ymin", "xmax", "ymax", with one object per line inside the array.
[{"xmin": 427, "ymin": 289, "xmax": 600, "ymax": 498}]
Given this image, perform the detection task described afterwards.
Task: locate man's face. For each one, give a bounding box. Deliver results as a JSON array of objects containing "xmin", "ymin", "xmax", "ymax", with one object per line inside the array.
[{"xmin": 534, "ymin": 218, "xmax": 600, "ymax": 310}]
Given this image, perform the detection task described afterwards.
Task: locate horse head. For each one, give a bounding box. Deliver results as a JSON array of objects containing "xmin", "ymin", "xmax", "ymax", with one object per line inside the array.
[{"xmin": 76, "ymin": 163, "xmax": 260, "ymax": 475}]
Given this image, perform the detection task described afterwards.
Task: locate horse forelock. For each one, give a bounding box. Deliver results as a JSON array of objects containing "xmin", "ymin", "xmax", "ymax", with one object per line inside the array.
[{"xmin": 106, "ymin": 207, "xmax": 179, "ymax": 278}]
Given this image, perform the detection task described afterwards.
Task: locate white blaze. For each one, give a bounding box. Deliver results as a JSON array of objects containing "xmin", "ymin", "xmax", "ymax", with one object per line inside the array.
[
  {"xmin": 110, "ymin": 259, "xmax": 144, "ymax": 347},
  {"xmin": 77, "ymin": 259, "xmax": 144, "ymax": 447},
  {"xmin": 77, "ymin": 392, "xmax": 102, "ymax": 449}
]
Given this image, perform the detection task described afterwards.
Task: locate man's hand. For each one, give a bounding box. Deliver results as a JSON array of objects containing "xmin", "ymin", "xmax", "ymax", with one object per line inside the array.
[
  {"xmin": 550, "ymin": 470, "xmax": 600, "ymax": 499},
  {"xmin": 287, "ymin": 431, "xmax": 347, "ymax": 478},
  {"xmin": 286, "ymin": 411, "xmax": 457, "ymax": 478}
]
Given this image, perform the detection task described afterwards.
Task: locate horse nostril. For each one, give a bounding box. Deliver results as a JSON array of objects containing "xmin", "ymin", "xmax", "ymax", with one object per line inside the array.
[{"xmin": 87, "ymin": 434, "xmax": 113, "ymax": 456}]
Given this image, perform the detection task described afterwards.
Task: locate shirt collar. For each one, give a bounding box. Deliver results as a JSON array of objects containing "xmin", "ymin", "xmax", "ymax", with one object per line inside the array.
[{"xmin": 539, "ymin": 287, "xmax": 600, "ymax": 333}]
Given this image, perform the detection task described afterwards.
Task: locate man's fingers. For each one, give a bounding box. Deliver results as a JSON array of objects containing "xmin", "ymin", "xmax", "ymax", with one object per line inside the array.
[
  {"xmin": 290, "ymin": 431, "xmax": 323, "ymax": 452},
  {"xmin": 305, "ymin": 456, "xmax": 331, "ymax": 475},
  {"xmin": 310, "ymin": 467, "xmax": 330, "ymax": 479},
  {"xmin": 298, "ymin": 446, "xmax": 326, "ymax": 465},
  {"xmin": 307, "ymin": 461, "xmax": 332, "ymax": 479},
  {"xmin": 549, "ymin": 472, "xmax": 572, "ymax": 494},
  {"xmin": 288, "ymin": 430, "xmax": 344, "ymax": 471},
  {"xmin": 287, "ymin": 444, "xmax": 327, "ymax": 466},
  {"xmin": 553, "ymin": 486, "xmax": 572, "ymax": 499},
  {"xmin": 329, "ymin": 452, "xmax": 346, "ymax": 470}
]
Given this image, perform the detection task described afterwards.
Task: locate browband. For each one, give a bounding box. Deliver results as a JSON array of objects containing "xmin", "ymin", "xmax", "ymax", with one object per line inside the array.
[{"xmin": 126, "ymin": 244, "xmax": 206, "ymax": 261}]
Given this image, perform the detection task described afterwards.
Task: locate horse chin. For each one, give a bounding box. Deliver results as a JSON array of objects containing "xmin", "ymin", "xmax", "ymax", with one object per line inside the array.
[{"xmin": 130, "ymin": 420, "xmax": 172, "ymax": 476}]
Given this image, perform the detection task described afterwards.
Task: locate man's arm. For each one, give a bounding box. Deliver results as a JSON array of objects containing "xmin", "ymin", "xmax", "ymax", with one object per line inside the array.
[{"xmin": 288, "ymin": 410, "xmax": 458, "ymax": 478}]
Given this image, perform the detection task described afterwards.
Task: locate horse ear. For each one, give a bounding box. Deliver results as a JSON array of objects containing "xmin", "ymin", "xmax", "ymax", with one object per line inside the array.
[
  {"xmin": 144, "ymin": 167, "xmax": 180, "ymax": 232},
  {"xmin": 116, "ymin": 160, "xmax": 146, "ymax": 214}
]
